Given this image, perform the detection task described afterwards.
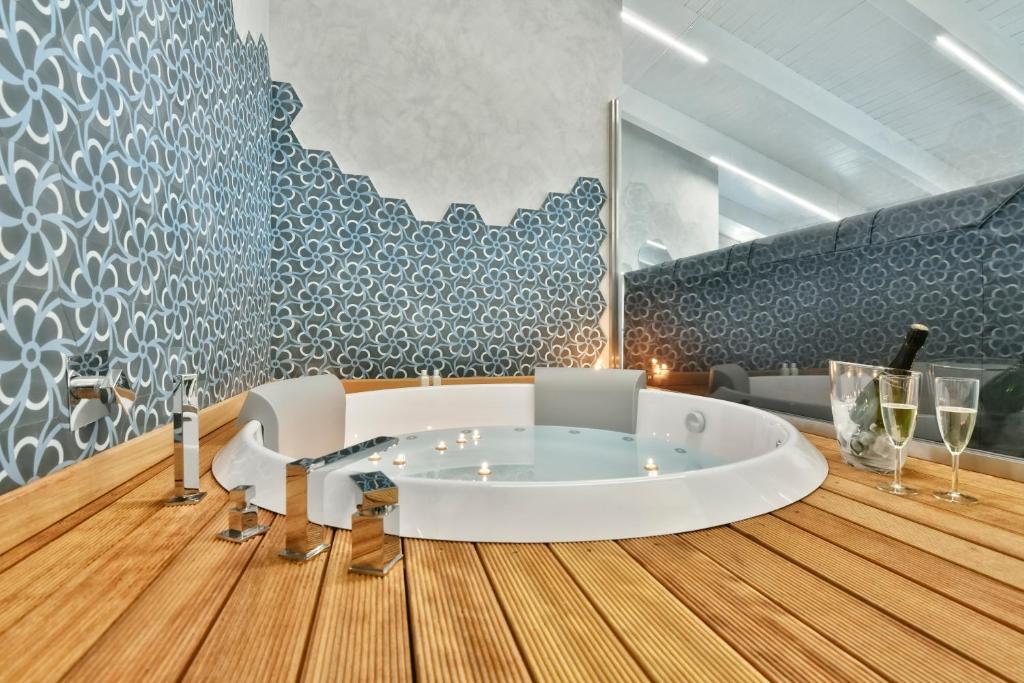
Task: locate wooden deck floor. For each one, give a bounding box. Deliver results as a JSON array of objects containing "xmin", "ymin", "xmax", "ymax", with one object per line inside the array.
[{"xmin": 1, "ymin": 424, "xmax": 1023, "ymax": 682}]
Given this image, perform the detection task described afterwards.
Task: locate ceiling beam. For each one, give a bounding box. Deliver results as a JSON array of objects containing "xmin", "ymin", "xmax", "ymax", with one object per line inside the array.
[
  {"xmin": 868, "ymin": 0, "xmax": 1024, "ymax": 95},
  {"xmin": 620, "ymin": 86, "xmax": 865, "ymax": 221},
  {"xmin": 625, "ymin": 0, "xmax": 972, "ymax": 195}
]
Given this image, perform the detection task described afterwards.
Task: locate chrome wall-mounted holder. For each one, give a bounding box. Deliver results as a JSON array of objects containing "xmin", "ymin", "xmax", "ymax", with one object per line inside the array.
[
  {"xmin": 278, "ymin": 436, "xmax": 398, "ymax": 562},
  {"xmin": 68, "ymin": 351, "xmax": 136, "ymax": 431},
  {"xmin": 166, "ymin": 373, "xmax": 206, "ymax": 506},
  {"xmin": 349, "ymin": 472, "xmax": 402, "ymax": 576},
  {"xmin": 217, "ymin": 485, "xmax": 268, "ymax": 542}
]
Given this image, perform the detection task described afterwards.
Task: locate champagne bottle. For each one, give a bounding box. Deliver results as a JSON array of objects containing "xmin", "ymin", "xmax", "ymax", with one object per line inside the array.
[{"xmin": 849, "ymin": 323, "xmax": 930, "ymax": 431}]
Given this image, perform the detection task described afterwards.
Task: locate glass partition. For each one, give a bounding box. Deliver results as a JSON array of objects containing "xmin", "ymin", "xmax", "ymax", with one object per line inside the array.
[{"xmin": 617, "ymin": 0, "xmax": 1024, "ymax": 460}]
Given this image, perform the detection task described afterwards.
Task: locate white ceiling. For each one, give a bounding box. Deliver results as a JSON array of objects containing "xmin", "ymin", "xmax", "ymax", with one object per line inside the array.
[{"xmin": 622, "ymin": 0, "xmax": 1024, "ymax": 236}]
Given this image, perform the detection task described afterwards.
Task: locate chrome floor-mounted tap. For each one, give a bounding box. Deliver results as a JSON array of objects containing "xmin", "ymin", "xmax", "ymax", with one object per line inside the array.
[
  {"xmin": 278, "ymin": 436, "xmax": 398, "ymax": 562},
  {"xmin": 166, "ymin": 373, "xmax": 206, "ymax": 506}
]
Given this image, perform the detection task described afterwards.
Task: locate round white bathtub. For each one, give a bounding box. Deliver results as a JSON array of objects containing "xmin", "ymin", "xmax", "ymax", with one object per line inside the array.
[{"xmin": 213, "ymin": 384, "xmax": 827, "ymax": 542}]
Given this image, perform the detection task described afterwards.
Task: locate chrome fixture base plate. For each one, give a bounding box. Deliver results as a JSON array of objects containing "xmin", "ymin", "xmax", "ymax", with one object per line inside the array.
[
  {"xmin": 216, "ymin": 525, "xmax": 269, "ymax": 543},
  {"xmin": 349, "ymin": 552, "xmax": 404, "ymax": 577},
  {"xmin": 278, "ymin": 543, "xmax": 330, "ymax": 562},
  {"xmin": 165, "ymin": 491, "xmax": 207, "ymax": 506}
]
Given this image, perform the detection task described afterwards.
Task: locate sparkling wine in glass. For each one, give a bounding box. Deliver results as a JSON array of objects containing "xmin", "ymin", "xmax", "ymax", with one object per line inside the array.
[
  {"xmin": 933, "ymin": 376, "xmax": 980, "ymax": 505},
  {"xmin": 878, "ymin": 372, "xmax": 920, "ymax": 496}
]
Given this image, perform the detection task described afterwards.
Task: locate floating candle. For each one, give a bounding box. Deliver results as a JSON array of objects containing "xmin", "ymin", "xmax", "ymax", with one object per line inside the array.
[
  {"xmin": 644, "ymin": 458, "xmax": 659, "ymax": 472},
  {"xmin": 393, "ymin": 453, "xmax": 407, "ymax": 466},
  {"xmin": 435, "ymin": 440, "xmax": 448, "ymax": 451},
  {"xmin": 455, "ymin": 432, "xmax": 468, "ymax": 444},
  {"xmin": 367, "ymin": 453, "xmax": 381, "ymax": 462},
  {"xmin": 471, "ymin": 429, "xmax": 481, "ymax": 440},
  {"xmin": 478, "ymin": 462, "xmax": 492, "ymax": 476}
]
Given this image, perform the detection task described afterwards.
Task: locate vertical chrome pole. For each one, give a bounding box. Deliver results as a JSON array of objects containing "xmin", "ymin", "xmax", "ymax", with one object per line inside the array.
[
  {"xmin": 608, "ymin": 98, "xmax": 623, "ymax": 368},
  {"xmin": 166, "ymin": 373, "xmax": 206, "ymax": 505}
]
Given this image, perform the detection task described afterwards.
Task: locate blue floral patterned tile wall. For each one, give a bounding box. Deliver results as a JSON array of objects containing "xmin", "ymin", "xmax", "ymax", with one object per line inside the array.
[
  {"xmin": 267, "ymin": 81, "xmax": 607, "ymax": 380},
  {"xmin": 0, "ymin": 2, "xmax": 609, "ymax": 493},
  {"xmin": 0, "ymin": 0, "xmax": 272, "ymax": 493},
  {"xmin": 624, "ymin": 174, "xmax": 1024, "ymax": 372}
]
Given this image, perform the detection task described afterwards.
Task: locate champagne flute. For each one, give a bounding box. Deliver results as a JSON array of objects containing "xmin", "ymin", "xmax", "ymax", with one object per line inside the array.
[
  {"xmin": 932, "ymin": 376, "xmax": 980, "ymax": 505},
  {"xmin": 878, "ymin": 372, "xmax": 920, "ymax": 496}
]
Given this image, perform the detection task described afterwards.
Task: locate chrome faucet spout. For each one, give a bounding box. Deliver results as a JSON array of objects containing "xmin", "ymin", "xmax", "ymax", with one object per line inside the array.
[
  {"xmin": 166, "ymin": 373, "xmax": 206, "ymax": 506},
  {"xmin": 278, "ymin": 436, "xmax": 398, "ymax": 562}
]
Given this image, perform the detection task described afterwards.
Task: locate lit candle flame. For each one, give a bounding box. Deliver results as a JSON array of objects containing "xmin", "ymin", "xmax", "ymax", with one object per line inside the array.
[
  {"xmin": 435, "ymin": 440, "xmax": 448, "ymax": 451},
  {"xmin": 644, "ymin": 458, "xmax": 659, "ymax": 472},
  {"xmin": 478, "ymin": 461, "xmax": 492, "ymax": 476},
  {"xmin": 393, "ymin": 453, "xmax": 407, "ymax": 466}
]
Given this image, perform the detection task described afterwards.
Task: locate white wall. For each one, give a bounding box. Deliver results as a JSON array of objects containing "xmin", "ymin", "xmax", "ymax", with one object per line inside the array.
[
  {"xmin": 619, "ymin": 121, "xmax": 719, "ymax": 272},
  {"xmin": 231, "ymin": 0, "xmax": 269, "ymax": 42},
  {"xmin": 266, "ymin": 0, "xmax": 622, "ymax": 225}
]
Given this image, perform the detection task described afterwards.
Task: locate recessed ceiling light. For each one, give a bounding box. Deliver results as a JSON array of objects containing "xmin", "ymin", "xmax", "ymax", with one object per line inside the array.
[
  {"xmin": 621, "ymin": 8, "xmax": 708, "ymax": 64},
  {"xmin": 936, "ymin": 35, "xmax": 1024, "ymax": 109},
  {"xmin": 710, "ymin": 156, "xmax": 840, "ymax": 222}
]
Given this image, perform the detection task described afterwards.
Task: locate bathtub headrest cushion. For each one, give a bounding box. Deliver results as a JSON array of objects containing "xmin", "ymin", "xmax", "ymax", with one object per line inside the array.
[
  {"xmin": 708, "ymin": 363, "xmax": 750, "ymax": 394},
  {"xmin": 534, "ymin": 367, "xmax": 647, "ymax": 433},
  {"xmin": 238, "ymin": 374, "xmax": 346, "ymax": 458}
]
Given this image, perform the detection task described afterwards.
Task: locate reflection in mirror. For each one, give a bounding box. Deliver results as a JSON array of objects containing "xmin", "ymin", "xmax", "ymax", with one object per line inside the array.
[{"xmin": 618, "ymin": 1, "xmax": 1024, "ymax": 464}]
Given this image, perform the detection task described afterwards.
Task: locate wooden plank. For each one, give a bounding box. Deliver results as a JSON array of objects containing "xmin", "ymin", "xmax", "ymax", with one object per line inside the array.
[
  {"xmin": 0, "ymin": 391, "xmax": 246, "ymax": 556},
  {"xmin": 301, "ymin": 531, "xmax": 413, "ymax": 683},
  {"xmin": 0, "ymin": 424, "xmax": 240, "ymax": 634},
  {"xmin": 807, "ymin": 433, "xmax": 1024, "ymax": 512},
  {"xmin": 477, "ymin": 543, "xmax": 649, "ymax": 683},
  {"xmin": 63, "ymin": 509, "xmax": 273, "ymax": 682},
  {"xmin": 342, "ymin": 376, "xmax": 533, "ymax": 394},
  {"xmin": 182, "ymin": 518, "xmax": 334, "ymax": 683},
  {"xmin": 0, "ymin": 470, "xmax": 228, "ymax": 681},
  {"xmin": 821, "ymin": 475, "xmax": 1024, "ymax": 560},
  {"xmin": 0, "ymin": 457, "xmax": 168, "ymax": 574},
  {"xmin": 619, "ymin": 535, "xmax": 886, "ymax": 683},
  {"xmin": 775, "ymin": 502, "xmax": 1024, "ymax": 632},
  {"xmin": 685, "ymin": 527, "xmax": 1003, "ymax": 683},
  {"xmin": 825, "ymin": 457, "xmax": 1024, "ymax": 527},
  {"xmin": 733, "ymin": 515, "xmax": 1024, "ymax": 680},
  {"xmin": 551, "ymin": 541, "xmax": 765, "ymax": 683},
  {"xmin": 805, "ymin": 488, "xmax": 1024, "ymax": 590},
  {"xmin": 404, "ymin": 539, "xmax": 529, "ymax": 683}
]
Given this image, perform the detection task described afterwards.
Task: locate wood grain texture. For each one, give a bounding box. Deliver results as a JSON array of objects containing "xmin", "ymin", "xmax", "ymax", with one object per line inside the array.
[
  {"xmin": 551, "ymin": 541, "xmax": 766, "ymax": 683},
  {"xmin": 0, "ymin": 425, "xmax": 240, "ymax": 635},
  {"xmin": 0, "ymin": 470, "xmax": 228, "ymax": 682},
  {"xmin": 619, "ymin": 534, "xmax": 887, "ymax": 683},
  {"xmin": 63, "ymin": 509, "xmax": 272, "ymax": 682},
  {"xmin": 478, "ymin": 543, "xmax": 649, "ymax": 683},
  {"xmin": 301, "ymin": 531, "xmax": 413, "ymax": 683},
  {"xmin": 4, "ymin": 413, "xmax": 1024, "ymax": 682},
  {"xmin": 685, "ymin": 527, "xmax": 1004, "ymax": 683},
  {"xmin": 774, "ymin": 502, "xmax": 1024, "ymax": 632},
  {"xmin": 806, "ymin": 432, "xmax": 1024, "ymax": 511},
  {"xmin": 182, "ymin": 517, "xmax": 334, "ymax": 683},
  {"xmin": 733, "ymin": 514, "xmax": 1024, "ymax": 681},
  {"xmin": 805, "ymin": 488, "xmax": 1024, "ymax": 590},
  {"xmin": 0, "ymin": 391, "xmax": 246, "ymax": 556},
  {"xmin": 342, "ymin": 376, "xmax": 533, "ymax": 394},
  {"xmin": 405, "ymin": 539, "xmax": 530, "ymax": 683}
]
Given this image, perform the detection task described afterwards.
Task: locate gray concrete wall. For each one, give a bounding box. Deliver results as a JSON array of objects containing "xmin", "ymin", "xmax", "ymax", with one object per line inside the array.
[{"xmin": 266, "ymin": 0, "xmax": 622, "ymax": 225}]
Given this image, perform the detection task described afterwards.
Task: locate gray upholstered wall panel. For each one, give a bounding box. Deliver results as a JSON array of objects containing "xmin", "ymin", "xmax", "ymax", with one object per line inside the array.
[{"xmin": 624, "ymin": 174, "xmax": 1024, "ymax": 373}]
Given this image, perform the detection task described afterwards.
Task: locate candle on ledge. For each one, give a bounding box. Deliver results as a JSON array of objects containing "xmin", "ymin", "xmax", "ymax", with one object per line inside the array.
[
  {"xmin": 435, "ymin": 440, "xmax": 448, "ymax": 451},
  {"xmin": 478, "ymin": 461, "xmax": 492, "ymax": 476}
]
